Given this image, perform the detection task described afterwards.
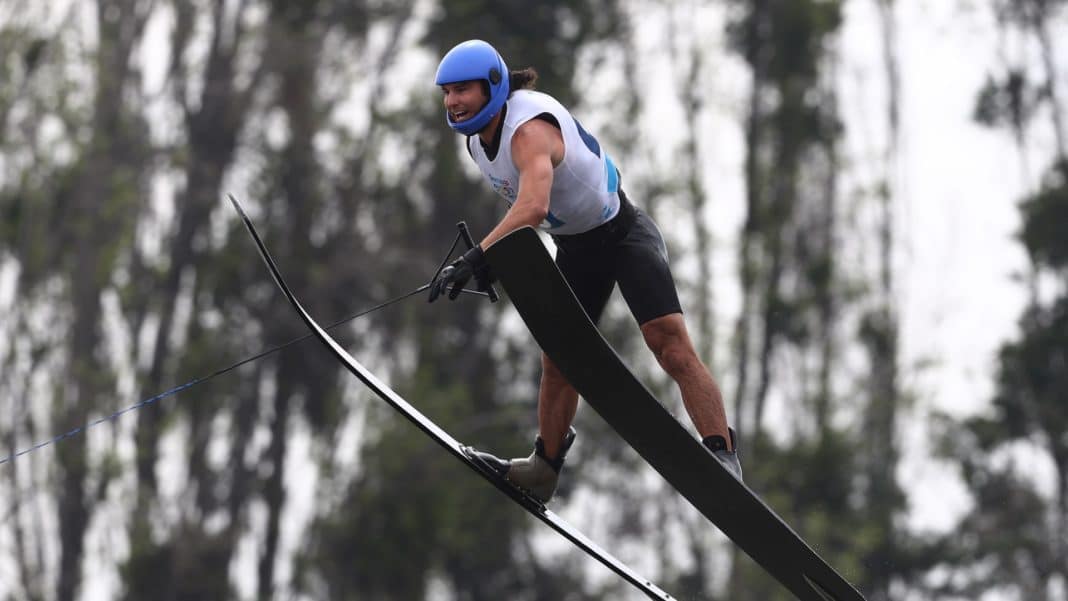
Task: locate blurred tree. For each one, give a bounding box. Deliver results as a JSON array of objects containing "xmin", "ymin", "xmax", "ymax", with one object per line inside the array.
[
  {"xmin": 727, "ymin": 0, "xmax": 845, "ymax": 448},
  {"xmin": 992, "ymin": 0, "xmax": 1066, "ymax": 160},
  {"xmin": 853, "ymin": 2, "xmax": 918, "ymax": 600},
  {"xmin": 934, "ymin": 161, "xmax": 1068, "ymax": 599},
  {"xmin": 976, "ymin": 0, "xmax": 1067, "ymax": 173},
  {"xmin": 0, "ymin": 4, "xmax": 76, "ymax": 600},
  {"xmin": 0, "ymin": 0, "xmax": 155, "ymax": 598},
  {"xmin": 119, "ymin": 0, "xmax": 273, "ymax": 597},
  {"xmin": 58, "ymin": 1, "xmax": 156, "ymax": 595},
  {"xmin": 929, "ymin": 2, "xmax": 1068, "ymax": 598},
  {"xmin": 724, "ymin": 0, "xmax": 911, "ymax": 598}
]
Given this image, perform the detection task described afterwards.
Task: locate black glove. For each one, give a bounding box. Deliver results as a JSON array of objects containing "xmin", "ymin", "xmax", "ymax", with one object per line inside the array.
[{"xmin": 428, "ymin": 246, "xmax": 494, "ymax": 302}]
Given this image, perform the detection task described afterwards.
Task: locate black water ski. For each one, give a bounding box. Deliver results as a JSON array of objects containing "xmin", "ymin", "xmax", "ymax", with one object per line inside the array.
[
  {"xmin": 484, "ymin": 226, "xmax": 867, "ymax": 601},
  {"xmin": 229, "ymin": 197, "xmax": 674, "ymax": 601}
]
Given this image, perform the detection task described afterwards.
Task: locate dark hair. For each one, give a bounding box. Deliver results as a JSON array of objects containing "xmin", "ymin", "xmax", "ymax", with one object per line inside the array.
[{"xmin": 508, "ymin": 67, "xmax": 538, "ymax": 95}]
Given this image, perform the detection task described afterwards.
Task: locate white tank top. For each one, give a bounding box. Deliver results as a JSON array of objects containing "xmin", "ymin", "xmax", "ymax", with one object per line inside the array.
[{"xmin": 467, "ymin": 90, "xmax": 620, "ymax": 236}]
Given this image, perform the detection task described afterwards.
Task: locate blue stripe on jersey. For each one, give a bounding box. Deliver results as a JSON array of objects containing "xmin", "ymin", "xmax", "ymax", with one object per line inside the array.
[
  {"xmin": 573, "ymin": 117, "xmax": 601, "ymax": 157},
  {"xmin": 605, "ymin": 154, "xmax": 619, "ymax": 193}
]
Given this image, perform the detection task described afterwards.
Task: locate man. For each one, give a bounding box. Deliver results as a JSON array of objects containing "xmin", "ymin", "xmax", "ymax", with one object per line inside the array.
[{"xmin": 428, "ymin": 39, "xmax": 740, "ymax": 503}]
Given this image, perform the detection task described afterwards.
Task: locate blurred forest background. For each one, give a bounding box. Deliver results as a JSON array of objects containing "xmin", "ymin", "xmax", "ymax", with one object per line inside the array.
[{"xmin": 1, "ymin": 0, "xmax": 1066, "ymax": 600}]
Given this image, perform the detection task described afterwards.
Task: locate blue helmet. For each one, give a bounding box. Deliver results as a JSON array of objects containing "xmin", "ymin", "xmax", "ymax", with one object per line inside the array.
[{"xmin": 435, "ymin": 40, "xmax": 509, "ymax": 136}]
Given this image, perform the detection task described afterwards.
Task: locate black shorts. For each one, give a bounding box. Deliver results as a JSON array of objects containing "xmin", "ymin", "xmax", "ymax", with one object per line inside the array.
[{"xmin": 552, "ymin": 190, "xmax": 683, "ymax": 326}]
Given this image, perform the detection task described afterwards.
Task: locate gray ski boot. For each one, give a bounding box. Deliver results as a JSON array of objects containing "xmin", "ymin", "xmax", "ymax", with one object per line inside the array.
[
  {"xmin": 467, "ymin": 427, "xmax": 577, "ymax": 503},
  {"xmin": 703, "ymin": 428, "xmax": 743, "ymax": 481}
]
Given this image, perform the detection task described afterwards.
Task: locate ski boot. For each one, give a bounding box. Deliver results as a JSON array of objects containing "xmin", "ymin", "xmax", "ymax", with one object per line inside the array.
[
  {"xmin": 703, "ymin": 428, "xmax": 743, "ymax": 481},
  {"xmin": 467, "ymin": 427, "xmax": 577, "ymax": 503}
]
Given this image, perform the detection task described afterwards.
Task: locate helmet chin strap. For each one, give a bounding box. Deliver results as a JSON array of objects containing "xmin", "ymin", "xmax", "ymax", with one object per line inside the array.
[
  {"xmin": 451, "ymin": 98, "xmax": 489, "ymax": 129},
  {"xmin": 447, "ymin": 100, "xmax": 498, "ymax": 135}
]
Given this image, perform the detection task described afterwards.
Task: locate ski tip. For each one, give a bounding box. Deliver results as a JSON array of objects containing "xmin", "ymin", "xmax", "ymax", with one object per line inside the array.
[{"xmin": 227, "ymin": 194, "xmax": 247, "ymax": 220}]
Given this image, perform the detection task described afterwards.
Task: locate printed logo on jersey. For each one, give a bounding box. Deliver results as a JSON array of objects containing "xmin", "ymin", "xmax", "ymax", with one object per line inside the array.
[
  {"xmin": 487, "ymin": 174, "xmax": 565, "ymax": 229},
  {"xmin": 487, "ymin": 174, "xmax": 517, "ymax": 202}
]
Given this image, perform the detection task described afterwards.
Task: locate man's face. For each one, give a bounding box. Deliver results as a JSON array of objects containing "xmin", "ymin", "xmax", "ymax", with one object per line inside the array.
[{"xmin": 441, "ymin": 80, "xmax": 487, "ymax": 124}]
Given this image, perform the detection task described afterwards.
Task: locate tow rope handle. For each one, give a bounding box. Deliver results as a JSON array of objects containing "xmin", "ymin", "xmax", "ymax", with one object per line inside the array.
[{"xmin": 456, "ymin": 221, "xmax": 500, "ymax": 303}]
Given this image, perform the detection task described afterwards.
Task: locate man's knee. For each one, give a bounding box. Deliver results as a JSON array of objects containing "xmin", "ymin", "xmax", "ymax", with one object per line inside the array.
[
  {"xmin": 641, "ymin": 314, "xmax": 699, "ymax": 375},
  {"xmin": 658, "ymin": 342, "xmax": 700, "ymax": 377}
]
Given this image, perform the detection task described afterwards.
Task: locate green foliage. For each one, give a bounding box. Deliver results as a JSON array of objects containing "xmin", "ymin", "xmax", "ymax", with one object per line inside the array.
[
  {"xmin": 299, "ymin": 411, "xmax": 529, "ymax": 599},
  {"xmin": 727, "ymin": 0, "xmax": 843, "ymax": 90},
  {"xmin": 267, "ymin": 0, "xmax": 368, "ymax": 33},
  {"xmin": 926, "ymin": 0, "xmax": 1068, "ymax": 594},
  {"xmin": 934, "ymin": 411, "xmax": 1064, "ymax": 598},
  {"xmin": 994, "ymin": 297, "xmax": 1068, "ymax": 442},
  {"xmin": 933, "ymin": 158, "xmax": 1068, "ymax": 597},
  {"xmin": 973, "ymin": 69, "xmax": 1039, "ymax": 131},
  {"xmin": 423, "ymin": 0, "xmax": 623, "ymax": 107},
  {"xmin": 121, "ymin": 524, "xmax": 237, "ymax": 601},
  {"xmin": 1018, "ymin": 160, "xmax": 1068, "ymax": 270}
]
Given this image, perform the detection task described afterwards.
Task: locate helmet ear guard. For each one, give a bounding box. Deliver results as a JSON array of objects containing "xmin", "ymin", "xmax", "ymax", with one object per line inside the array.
[{"xmin": 435, "ymin": 40, "xmax": 510, "ymax": 136}]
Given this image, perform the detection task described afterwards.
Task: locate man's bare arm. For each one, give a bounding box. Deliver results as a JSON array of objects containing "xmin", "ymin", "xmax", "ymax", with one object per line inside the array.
[{"xmin": 479, "ymin": 119, "xmax": 562, "ymax": 250}]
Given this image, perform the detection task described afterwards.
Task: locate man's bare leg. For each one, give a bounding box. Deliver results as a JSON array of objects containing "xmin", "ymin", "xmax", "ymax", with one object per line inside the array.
[
  {"xmin": 466, "ymin": 352, "xmax": 578, "ymax": 502},
  {"xmin": 639, "ymin": 313, "xmax": 732, "ymax": 450},
  {"xmin": 538, "ymin": 352, "xmax": 580, "ymax": 459}
]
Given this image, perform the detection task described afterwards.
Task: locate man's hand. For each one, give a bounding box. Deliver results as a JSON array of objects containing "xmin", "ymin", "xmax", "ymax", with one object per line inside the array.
[{"xmin": 428, "ymin": 246, "xmax": 494, "ymax": 302}]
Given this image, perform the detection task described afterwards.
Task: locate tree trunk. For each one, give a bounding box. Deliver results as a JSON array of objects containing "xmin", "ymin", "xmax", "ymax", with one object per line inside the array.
[
  {"xmin": 59, "ymin": 0, "xmax": 151, "ymax": 597},
  {"xmin": 1030, "ymin": 0, "xmax": 1066, "ymax": 160},
  {"xmin": 129, "ymin": 0, "xmax": 265, "ymax": 593}
]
